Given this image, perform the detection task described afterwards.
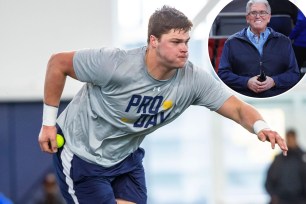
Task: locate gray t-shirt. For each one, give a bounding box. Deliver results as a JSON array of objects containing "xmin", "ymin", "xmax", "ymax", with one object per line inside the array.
[{"xmin": 57, "ymin": 46, "xmax": 232, "ymax": 167}]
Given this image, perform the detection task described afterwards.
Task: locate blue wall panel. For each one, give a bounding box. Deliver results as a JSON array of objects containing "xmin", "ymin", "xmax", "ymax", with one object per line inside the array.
[
  {"xmin": 0, "ymin": 101, "xmax": 69, "ymax": 203},
  {"xmin": 0, "ymin": 104, "xmax": 12, "ymax": 198}
]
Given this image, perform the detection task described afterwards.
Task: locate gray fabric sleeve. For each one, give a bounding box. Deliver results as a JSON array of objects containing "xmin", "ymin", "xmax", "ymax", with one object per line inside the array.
[
  {"xmin": 73, "ymin": 48, "xmax": 121, "ymax": 86},
  {"xmin": 192, "ymin": 67, "xmax": 232, "ymax": 111}
]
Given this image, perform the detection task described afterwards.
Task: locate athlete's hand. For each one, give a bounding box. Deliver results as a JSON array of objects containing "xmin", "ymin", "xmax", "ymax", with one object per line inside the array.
[
  {"xmin": 38, "ymin": 125, "xmax": 58, "ymax": 153},
  {"xmin": 257, "ymin": 129, "xmax": 288, "ymax": 156}
]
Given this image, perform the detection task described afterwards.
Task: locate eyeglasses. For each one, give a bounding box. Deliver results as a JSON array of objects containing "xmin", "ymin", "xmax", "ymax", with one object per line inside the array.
[{"xmin": 248, "ymin": 11, "xmax": 269, "ymax": 17}]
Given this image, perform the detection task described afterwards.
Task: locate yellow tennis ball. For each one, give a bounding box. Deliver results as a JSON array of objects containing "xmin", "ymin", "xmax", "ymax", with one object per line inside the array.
[{"xmin": 56, "ymin": 134, "xmax": 65, "ymax": 148}]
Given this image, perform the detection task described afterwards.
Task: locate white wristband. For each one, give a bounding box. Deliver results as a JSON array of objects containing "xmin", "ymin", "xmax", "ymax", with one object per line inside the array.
[
  {"xmin": 253, "ymin": 120, "xmax": 270, "ymax": 134},
  {"xmin": 43, "ymin": 104, "xmax": 58, "ymax": 126}
]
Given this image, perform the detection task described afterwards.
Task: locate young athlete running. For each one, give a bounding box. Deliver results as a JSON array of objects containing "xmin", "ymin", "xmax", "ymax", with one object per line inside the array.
[{"xmin": 38, "ymin": 5, "xmax": 288, "ymax": 204}]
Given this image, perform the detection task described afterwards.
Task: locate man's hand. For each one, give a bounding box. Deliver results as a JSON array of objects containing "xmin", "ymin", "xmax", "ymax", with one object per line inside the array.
[
  {"xmin": 38, "ymin": 125, "xmax": 58, "ymax": 153},
  {"xmin": 257, "ymin": 129, "xmax": 288, "ymax": 156},
  {"xmin": 247, "ymin": 76, "xmax": 275, "ymax": 93},
  {"xmin": 256, "ymin": 76, "xmax": 275, "ymax": 92},
  {"xmin": 247, "ymin": 76, "xmax": 262, "ymax": 93}
]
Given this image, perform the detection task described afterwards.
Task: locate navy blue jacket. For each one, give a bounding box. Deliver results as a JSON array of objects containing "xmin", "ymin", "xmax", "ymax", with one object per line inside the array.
[
  {"xmin": 218, "ymin": 28, "xmax": 300, "ymax": 98},
  {"xmin": 289, "ymin": 10, "xmax": 306, "ymax": 48},
  {"xmin": 265, "ymin": 148, "xmax": 306, "ymax": 203}
]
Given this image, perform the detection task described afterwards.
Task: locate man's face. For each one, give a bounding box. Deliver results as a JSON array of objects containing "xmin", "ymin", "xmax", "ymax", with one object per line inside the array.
[
  {"xmin": 286, "ymin": 134, "xmax": 298, "ymax": 149},
  {"xmin": 246, "ymin": 3, "xmax": 271, "ymax": 34},
  {"xmin": 154, "ymin": 29, "xmax": 190, "ymax": 69}
]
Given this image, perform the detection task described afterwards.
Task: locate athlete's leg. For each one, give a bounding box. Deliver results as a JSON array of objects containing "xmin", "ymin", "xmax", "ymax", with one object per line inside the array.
[
  {"xmin": 53, "ymin": 146, "xmax": 78, "ymax": 203},
  {"xmin": 73, "ymin": 176, "xmax": 116, "ymax": 204},
  {"xmin": 53, "ymin": 145, "xmax": 117, "ymax": 204},
  {"xmin": 112, "ymin": 163, "xmax": 147, "ymax": 204},
  {"xmin": 116, "ymin": 199, "xmax": 136, "ymax": 204}
]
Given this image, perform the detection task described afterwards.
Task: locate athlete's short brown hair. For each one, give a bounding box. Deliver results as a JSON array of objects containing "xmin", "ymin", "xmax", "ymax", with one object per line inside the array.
[{"xmin": 147, "ymin": 5, "xmax": 193, "ymax": 44}]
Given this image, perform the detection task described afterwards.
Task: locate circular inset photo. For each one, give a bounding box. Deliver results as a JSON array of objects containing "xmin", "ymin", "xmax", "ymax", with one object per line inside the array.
[{"xmin": 208, "ymin": 0, "xmax": 305, "ymax": 98}]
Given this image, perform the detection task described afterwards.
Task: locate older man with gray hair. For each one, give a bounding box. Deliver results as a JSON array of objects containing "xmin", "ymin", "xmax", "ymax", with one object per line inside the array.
[{"xmin": 218, "ymin": 0, "xmax": 300, "ymax": 98}]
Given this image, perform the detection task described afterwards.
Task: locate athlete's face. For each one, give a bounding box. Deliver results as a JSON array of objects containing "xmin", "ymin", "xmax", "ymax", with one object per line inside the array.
[
  {"xmin": 154, "ymin": 29, "xmax": 190, "ymax": 68},
  {"xmin": 246, "ymin": 3, "xmax": 271, "ymax": 34}
]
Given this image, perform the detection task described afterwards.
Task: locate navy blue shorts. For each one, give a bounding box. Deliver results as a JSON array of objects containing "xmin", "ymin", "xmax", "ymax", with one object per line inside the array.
[{"xmin": 53, "ymin": 130, "xmax": 147, "ymax": 204}]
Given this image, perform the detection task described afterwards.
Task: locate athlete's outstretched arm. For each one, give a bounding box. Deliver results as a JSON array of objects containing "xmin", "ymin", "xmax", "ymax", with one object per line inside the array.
[
  {"xmin": 216, "ymin": 95, "xmax": 288, "ymax": 156},
  {"xmin": 38, "ymin": 52, "xmax": 77, "ymax": 154}
]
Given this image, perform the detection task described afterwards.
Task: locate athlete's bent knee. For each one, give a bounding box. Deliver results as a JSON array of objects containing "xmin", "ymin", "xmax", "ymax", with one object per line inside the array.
[{"xmin": 116, "ymin": 198, "xmax": 136, "ymax": 204}]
